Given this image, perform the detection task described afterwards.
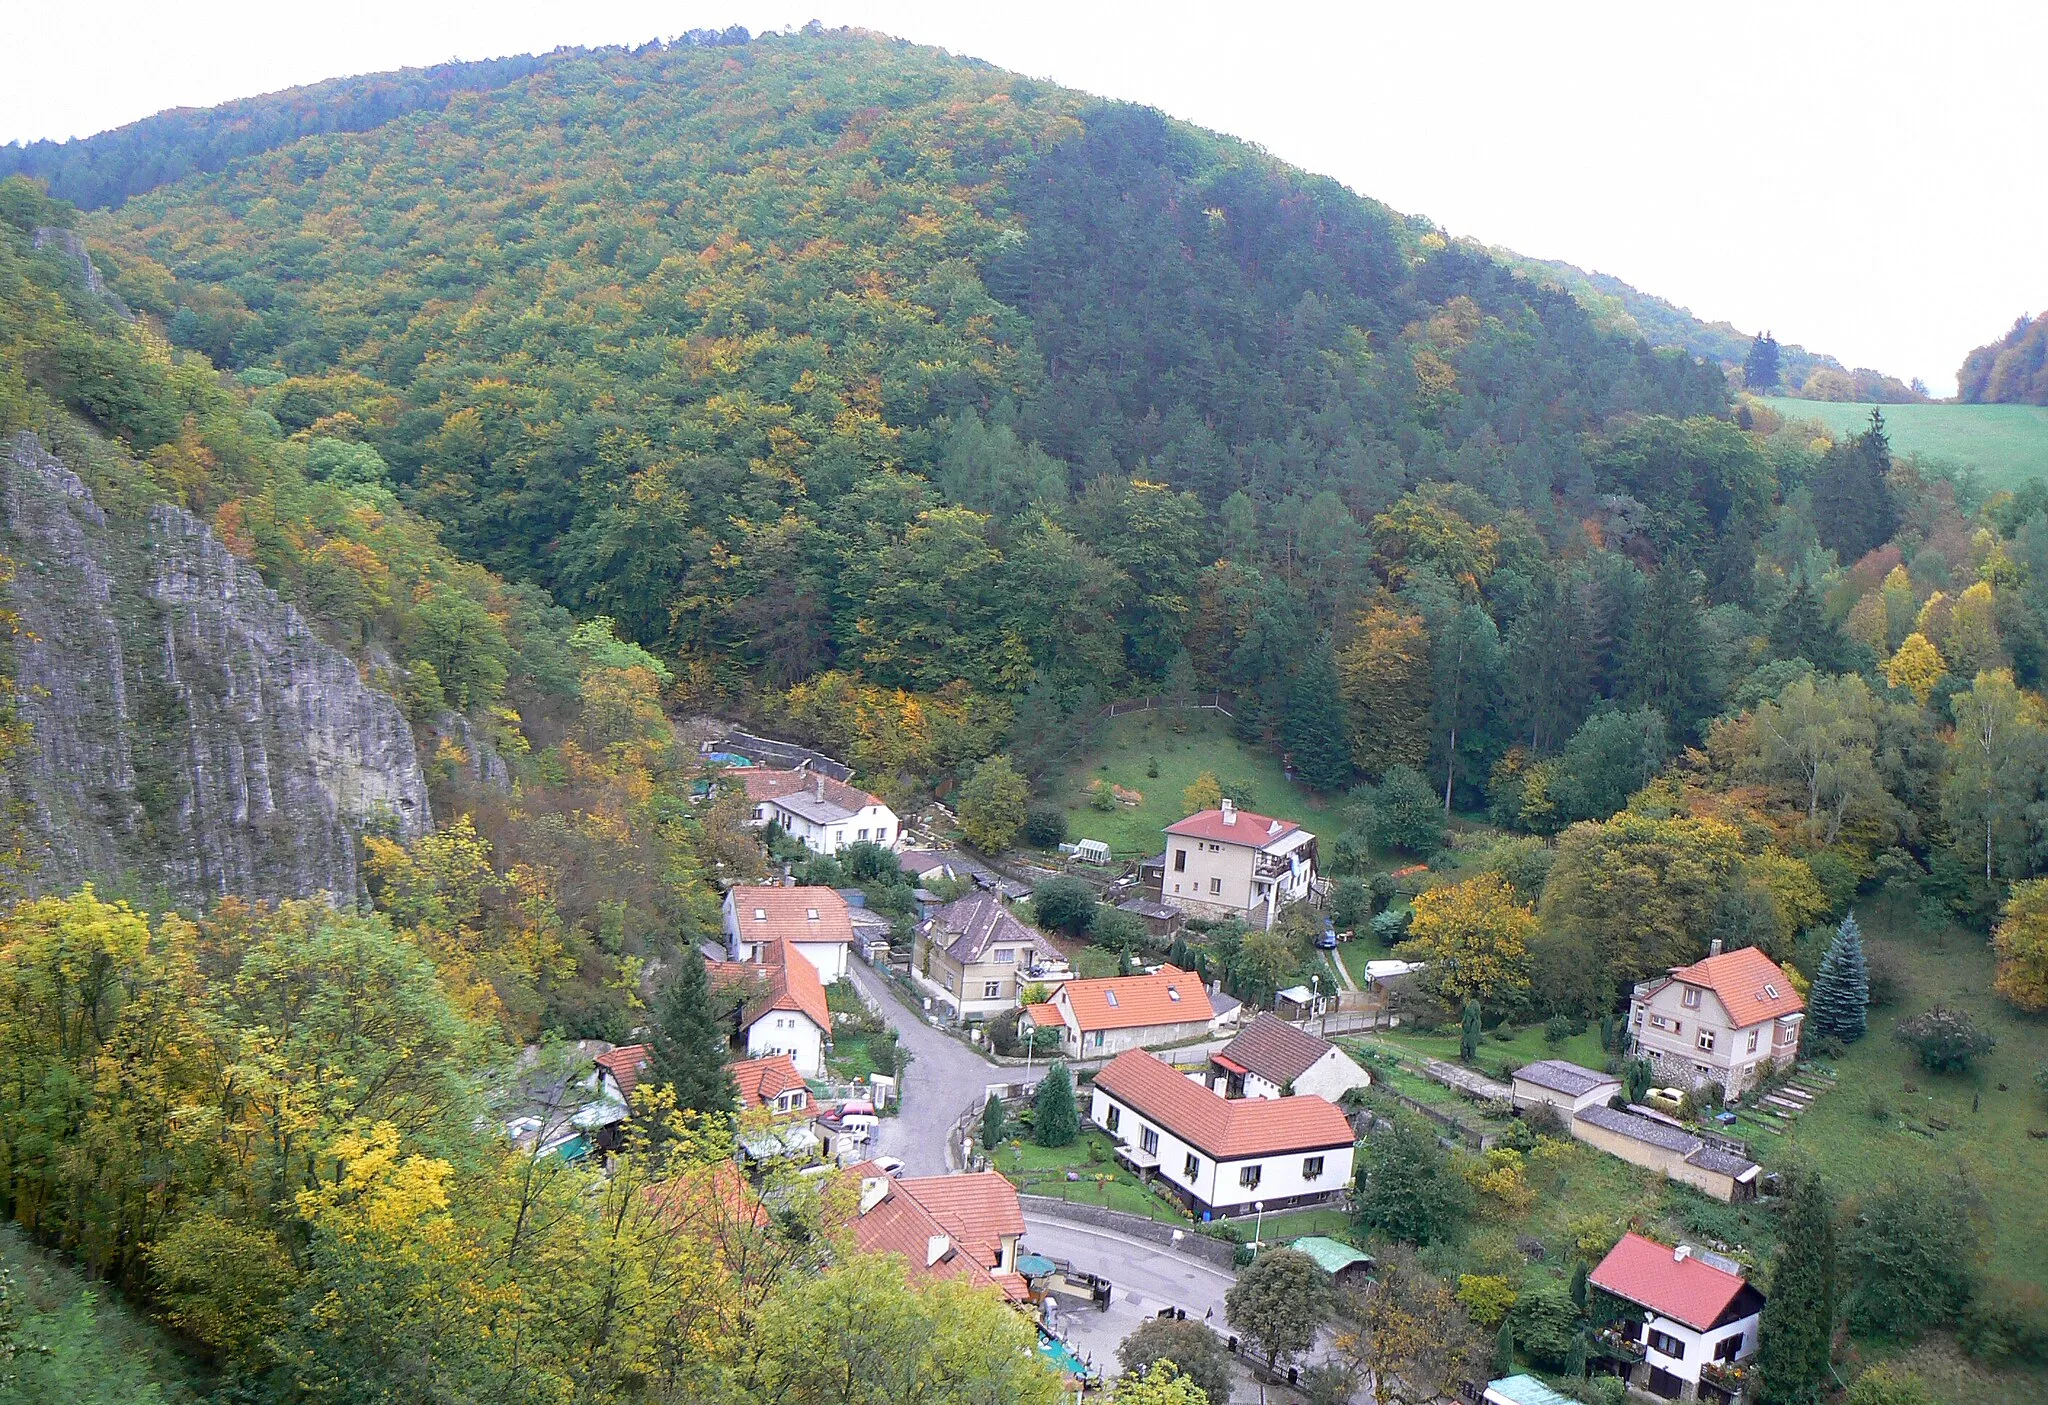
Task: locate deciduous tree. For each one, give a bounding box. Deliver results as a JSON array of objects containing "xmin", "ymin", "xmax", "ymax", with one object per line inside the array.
[{"xmin": 1401, "ymin": 872, "xmax": 1534, "ymax": 1008}]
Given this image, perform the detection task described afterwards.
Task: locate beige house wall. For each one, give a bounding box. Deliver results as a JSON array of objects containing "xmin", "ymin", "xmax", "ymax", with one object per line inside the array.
[
  {"xmin": 1630, "ymin": 981, "xmax": 1799, "ymax": 1096},
  {"xmin": 1570, "ymin": 1119, "xmax": 1739, "ymax": 1202},
  {"xmin": 1163, "ymin": 837, "xmax": 1259, "ymax": 913}
]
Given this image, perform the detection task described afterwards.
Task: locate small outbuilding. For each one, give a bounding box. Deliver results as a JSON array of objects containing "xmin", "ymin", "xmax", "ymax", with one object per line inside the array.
[
  {"xmin": 1512, "ymin": 1059, "xmax": 1622, "ymax": 1116},
  {"xmin": 1287, "ymin": 1235, "xmax": 1374, "ymax": 1286}
]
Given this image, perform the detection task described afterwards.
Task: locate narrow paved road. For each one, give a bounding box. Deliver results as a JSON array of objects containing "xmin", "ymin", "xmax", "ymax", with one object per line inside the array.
[{"xmin": 845, "ymin": 960, "xmax": 1045, "ymax": 1175}]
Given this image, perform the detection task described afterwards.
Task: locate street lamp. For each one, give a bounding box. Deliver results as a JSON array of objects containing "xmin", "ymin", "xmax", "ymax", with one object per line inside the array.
[{"xmin": 1252, "ymin": 1199, "xmax": 1265, "ymax": 1258}]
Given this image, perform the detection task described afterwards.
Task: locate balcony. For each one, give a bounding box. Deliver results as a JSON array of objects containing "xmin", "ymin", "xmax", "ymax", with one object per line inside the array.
[
  {"xmin": 1699, "ymin": 1360, "xmax": 1751, "ymax": 1394},
  {"xmin": 1593, "ymin": 1328, "xmax": 1645, "ymax": 1363}
]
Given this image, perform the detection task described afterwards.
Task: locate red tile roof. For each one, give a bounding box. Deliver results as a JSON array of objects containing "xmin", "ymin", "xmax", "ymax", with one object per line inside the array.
[
  {"xmin": 729, "ymin": 1053, "xmax": 808, "ymax": 1112},
  {"xmin": 596, "ymin": 1044, "xmax": 652, "ymax": 1103},
  {"xmin": 895, "ymin": 1172, "xmax": 1026, "ymax": 1269},
  {"xmin": 1023, "ymin": 1002, "xmax": 1063, "ymax": 1029},
  {"xmin": 1590, "ymin": 1233, "xmax": 1754, "ymax": 1331},
  {"xmin": 1058, "ymin": 965, "xmax": 1214, "ymax": 1032},
  {"xmin": 1670, "ymin": 946, "xmax": 1805, "ymax": 1026},
  {"xmin": 1166, "ymin": 806, "xmax": 1303, "ymax": 848},
  {"xmin": 726, "ymin": 885, "xmax": 856, "ymax": 947},
  {"xmin": 1092, "ymin": 1049, "xmax": 1355, "ymax": 1161},
  {"xmin": 741, "ymin": 768, "xmax": 885, "ymax": 814},
  {"xmin": 846, "ymin": 1173, "xmax": 1027, "ymax": 1300},
  {"xmin": 747, "ymin": 938, "xmax": 831, "ymax": 1033}
]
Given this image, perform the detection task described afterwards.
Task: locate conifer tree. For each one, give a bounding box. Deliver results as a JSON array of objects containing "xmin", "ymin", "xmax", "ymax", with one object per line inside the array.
[
  {"xmin": 1034, "ymin": 1062, "xmax": 1079, "ymax": 1147},
  {"xmin": 1808, "ymin": 912, "xmax": 1870, "ymax": 1044},
  {"xmin": 1284, "ymin": 641, "xmax": 1354, "ymax": 793},
  {"xmin": 1756, "ymin": 1171, "xmax": 1839, "ymax": 1405},
  {"xmin": 1744, "ymin": 331, "xmax": 1782, "ymax": 393},
  {"xmin": 981, "ymin": 1091, "xmax": 1006, "ymax": 1149},
  {"xmin": 1461, "ymin": 1000, "xmax": 1482, "ymax": 1063},
  {"xmin": 1495, "ymin": 1320, "xmax": 1515, "ymax": 1377},
  {"xmin": 1570, "ymin": 1260, "xmax": 1588, "ymax": 1312},
  {"xmin": 649, "ymin": 950, "xmax": 739, "ymax": 1119},
  {"xmin": 1621, "ymin": 566, "xmax": 1710, "ymax": 738}
]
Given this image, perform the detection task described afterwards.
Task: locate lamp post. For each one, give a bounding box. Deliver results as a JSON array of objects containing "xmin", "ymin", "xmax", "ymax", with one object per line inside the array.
[{"xmin": 1252, "ymin": 1199, "xmax": 1265, "ymax": 1258}]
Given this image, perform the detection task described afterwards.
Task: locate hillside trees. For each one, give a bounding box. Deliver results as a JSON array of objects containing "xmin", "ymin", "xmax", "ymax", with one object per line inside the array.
[
  {"xmin": 1755, "ymin": 1172, "xmax": 1838, "ymax": 1405},
  {"xmin": 1807, "ymin": 913, "xmax": 1871, "ymax": 1043},
  {"xmin": 1401, "ymin": 872, "xmax": 1535, "ymax": 1008},
  {"xmin": 1336, "ymin": 602, "xmax": 1433, "ymax": 778}
]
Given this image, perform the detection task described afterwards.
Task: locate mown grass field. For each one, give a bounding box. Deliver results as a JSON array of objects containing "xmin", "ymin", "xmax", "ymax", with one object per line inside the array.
[
  {"xmin": 1758, "ymin": 397, "xmax": 2048, "ymax": 489},
  {"xmin": 1048, "ymin": 710, "xmax": 1327, "ymax": 858}
]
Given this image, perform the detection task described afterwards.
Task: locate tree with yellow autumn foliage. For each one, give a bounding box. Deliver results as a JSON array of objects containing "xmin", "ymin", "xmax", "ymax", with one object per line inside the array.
[{"xmin": 1401, "ymin": 871, "xmax": 1534, "ymax": 1007}]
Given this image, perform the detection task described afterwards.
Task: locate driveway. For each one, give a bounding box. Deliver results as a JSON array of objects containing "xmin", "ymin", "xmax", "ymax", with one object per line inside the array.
[{"xmin": 845, "ymin": 960, "xmax": 1045, "ymax": 1175}]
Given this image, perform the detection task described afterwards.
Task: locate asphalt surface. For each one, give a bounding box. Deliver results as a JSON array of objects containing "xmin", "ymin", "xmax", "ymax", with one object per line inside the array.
[{"xmin": 844, "ymin": 959, "xmax": 1045, "ymax": 1175}]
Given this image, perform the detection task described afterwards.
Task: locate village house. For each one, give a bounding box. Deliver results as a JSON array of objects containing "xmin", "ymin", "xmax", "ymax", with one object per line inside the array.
[
  {"xmin": 1160, "ymin": 800, "xmax": 1317, "ymax": 923},
  {"xmin": 712, "ymin": 941, "xmax": 832, "ymax": 1077},
  {"xmin": 1209, "ymin": 1012, "xmax": 1372, "ymax": 1102},
  {"xmin": 913, "ymin": 891, "xmax": 1069, "ymax": 1021},
  {"xmin": 723, "ymin": 884, "xmax": 857, "ymax": 982},
  {"xmin": 572, "ymin": 1044, "xmax": 652, "ymax": 1155},
  {"xmin": 1088, "ymin": 1049, "xmax": 1355, "ymax": 1218},
  {"xmin": 1511, "ymin": 1059, "xmax": 1623, "ymax": 1116},
  {"xmin": 729, "ymin": 1052, "xmax": 821, "ymax": 1164},
  {"xmin": 845, "ymin": 1167, "xmax": 1031, "ymax": 1301},
  {"xmin": 1628, "ymin": 943, "xmax": 1805, "ymax": 1096},
  {"xmin": 1035, "ymin": 966, "xmax": 1218, "ymax": 1058},
  {"xmin": 1590, "ymin": 1232, "xmax": 1765, "ymax": 1403},
  {"xmin": 740, "ymin": 767, "xmax": 900, "ymax": 855}
]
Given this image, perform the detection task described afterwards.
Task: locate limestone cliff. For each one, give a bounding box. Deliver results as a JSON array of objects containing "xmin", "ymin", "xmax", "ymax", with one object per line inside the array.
[{"xmin": 2, "ymin": 430, "xmax": 431, "ymax": 905}]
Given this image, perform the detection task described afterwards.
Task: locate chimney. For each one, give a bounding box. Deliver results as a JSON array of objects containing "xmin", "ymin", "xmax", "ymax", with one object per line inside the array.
[
  {"xmin": 858, "ymin": 1178, "xmax": 890, "ymax": 1215},
  {"xmin": 926, "ymin": 1235, "xmax": 954, "ymax": 1267},
  {"xmin": 1708, "ymin": 939, "xmax": 1724, "ymax": 957},
  {"xmin": 815, "ymin": 774, "xmax": 826, "ymax": 800},
  {"xmin": 1221, "ymin": 799, "xmax": 1236, "ymax": 825},
  {"xmin": 1674, "ymin": 1244, "xmax": 1692, "ymax": 1264}
]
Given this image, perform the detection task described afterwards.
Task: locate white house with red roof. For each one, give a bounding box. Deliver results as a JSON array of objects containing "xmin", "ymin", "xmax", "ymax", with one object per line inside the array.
[
  {"xmin": 1590, "ymin": 1232, "xmax": 1765, "ymax": 1403},
  {"xmin": 1033, "ymin": 965, "xmax": 1218, "ymax": 1057},
  {"xmin": 1088, "ymin": 1049, "xmax": 1355, "ymax": 1217},
  {"xmin": 710, "ymin": 940, "xmax": 832, "ymax": 1077},
  {"xmin": 740, "ymin": 768, "xmax": 899, "ymax": 855},
  {"xmin": 722, "ymin": 885, "xmax": 857, "ymax": 982},
  {"xmin": 1161, "ymin": 800, "xmax": 1316, "ymax": 923},
  {"xmin": 1628, "ymin": 941, "xmax": 1805, "ymax": 1095},
  {"xmin": 843, "ymin": 1167, "xmax": 1031, "ymax": 1302}
]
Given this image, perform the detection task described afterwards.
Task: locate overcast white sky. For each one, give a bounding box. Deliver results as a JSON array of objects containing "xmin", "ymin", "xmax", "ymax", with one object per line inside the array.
[{"xmin": 4, "ymin": 1, "xmax": 2040, "ymax": 396}]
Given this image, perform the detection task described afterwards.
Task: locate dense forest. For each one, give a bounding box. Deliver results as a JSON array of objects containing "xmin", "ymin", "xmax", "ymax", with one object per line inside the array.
[
  {"xmin": 5, "ymin": 21, "xmax": 2048, "ymax": 1403},
  {"xmin": 1959, "ymin": 311, "xmax": 2048, "ymax": 405}
]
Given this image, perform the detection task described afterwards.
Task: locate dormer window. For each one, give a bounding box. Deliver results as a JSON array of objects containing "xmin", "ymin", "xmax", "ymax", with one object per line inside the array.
[{"xmin": 1167, "ymin": 986, "xmax": 1180, "ymax": 1001}]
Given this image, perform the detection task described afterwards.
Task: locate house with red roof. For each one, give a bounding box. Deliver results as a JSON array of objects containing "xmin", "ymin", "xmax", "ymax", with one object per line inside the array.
[
  {"xmin": 740, "ymin": 767, "xmax": 899, "ymax": 856},
  {"xmin": 1589, "ymin": 1232, "xmax": 1764, "ymax": 1403},
  {"xmin": 729, "ymin": 1053, "xmax": 811, "ymax": 1118},
  {"xmin": 722, "ymin": 884, "xmax": 858, "ymax": 982},
  {"xmin": 844, "ymin": 1167, "xmax": 1031, "ymax": 1302},
  {"xmin": 1161, "ymin": 799, "xmax": 1317, "ymax": 923},
  {"xmin": 1088, "ymin": 1049, "xmax": 1354, "ymax": 1217},
  {"xmin": 1036, "ymin": 965, "xmax": 1218, "ymax": 1058},
  {"xmin": 710, "ymin": 939, "xmax": 832, "ymax": 1076},
  {"xmin": 1628, "ymin": 941, "xmax": 1805, "ymax": 1096}
]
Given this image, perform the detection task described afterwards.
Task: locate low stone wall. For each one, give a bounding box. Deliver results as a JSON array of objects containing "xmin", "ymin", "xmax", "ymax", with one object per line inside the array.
[{"xmin": 1018, "ymin": 1195, "xmax": 1239, "ymax": 1270}]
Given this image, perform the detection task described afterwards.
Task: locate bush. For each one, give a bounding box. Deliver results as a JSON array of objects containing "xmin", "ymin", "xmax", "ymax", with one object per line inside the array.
[
  {"xmin": 1957, "ymin": 1280, "xmax": 2048, "ymax": 1364},
  {"xmin": 1866, "ymin": 1092, "xmax": 1892, "ymax": 1123},
  {"xmin": 1367, "ymin": 766, "xmax": 1446, "ymax": 855},
  {"xmin": 1033, "ymin": 877, "xmax": 1099, "ymax": 937},
  {"xmin": 1508, "ymin": 1281, "xmax": 1581, "ymax": 1370},
  {"xmin": 1895, "ymin": 1005, "xmax": 1996, "ymax": 1073},
  {"xmin": 1370, "ymin": 907, "xmax": 1411, "ymax": 946},
  {"xmin": 1456, "ymin": 1274, "xmax": 1518, "ymax": 1328},
  {"xmin": 1864, "ymin": 948, "xmax": 1902, "ymax": 1008},
  {"xmin": 1523, "ymin": 1103, "xmax": 1567, "ymax": 1138},
  {"xmin": 1543, "ymin": 1014, "xmax": 1572, "ymax": 1046},
  {"xmin": 1022, "ymin": 802, "xmax": 1067, "ymax": 848}
]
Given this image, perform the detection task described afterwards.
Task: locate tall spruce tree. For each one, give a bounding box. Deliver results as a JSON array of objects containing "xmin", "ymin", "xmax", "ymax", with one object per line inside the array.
[
  {"xmin": 981, "ymin": 1091, "xmax": 1006, "ymax": 1149},
  {"xmin": 1034, "ymin": 1062, "xmax": 1079, "ymax": 1147},
  {"xmin": 1755, "ymin": 1171, "xmax": 1839, "ymax": 1405},
  {"xmin": 1808, "ymin": 912, "xmax": 1870, "ymax": 1044},
  {"xmin": 1769, "ymin": 578, "xmax": 1851, "ymax": 672},
  {"xmin": 1810, "ymin": 411, "xmax": 1898, "ymax": 563},
  {"xmin": 1744, "ymin": 331, "xmax": 1782, "ymax": 393},
  {"xmin": 1284, "ymin": 641, "xmax": 1354, "ymax": 793},
  {"xmin": 648, "ymin": 949, "xmax": 739, "ymax": 1118},
  {"xmin": 1621, "ymin": 566, "xmax": 1710, "ymax": 738},
  {"xmin": 1461, "ymin": 1000, "xmax": 1482, "ymax": 1063}
]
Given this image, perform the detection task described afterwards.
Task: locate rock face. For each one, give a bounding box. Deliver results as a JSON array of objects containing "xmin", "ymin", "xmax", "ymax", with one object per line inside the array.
[{"xmin": 2, "ymin": 430, "xmax": 430, "ymax": 905}]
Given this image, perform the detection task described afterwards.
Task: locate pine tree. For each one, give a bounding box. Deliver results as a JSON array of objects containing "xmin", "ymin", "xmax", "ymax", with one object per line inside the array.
[
  {"xmin": 649, "ymin": 950, "xmax": 739, "ymax": 1118},
  {"xmin": 1621, "ymin": 566, "xmax": 1710, "ymax": 739},
  {"xmin": 1810, "ymin": 412, "xmax": 1897, "ymax": 564},
  {"xmin": 1808, "ymin": 912, "xmax": 1870, "ymax": 1044},
  {"xmin": 1769, "ymin": 578, "xmax": 1851, "ymax": 672},
  {"xmin": 1755, "ymin": 1171, "xmax": 1839, "ymax": 1405},
  {"xmin": 1744, "ymin": 331, "xmax": 1782, "ymax": 393},
  {"xmin": 980, "ymin": 1091, "xmax": 1006, "ymax": 1149},
  {"xmin": 1285, "ymin": 641, "xmax": 1354, "ymax": 793},
  {"xmin": 1034, "ymin": 1062, "xmax": 1079, "ymax": 1147},
  {"xmin": 1570, "ymin": 1260, "xmax": 1588, "ymax": 1312},
  {"xmin": 1495, "ymin": 1320, "xmax": 1515, "ymax": 1377},
  {"xmin": 1461, "ymin": 1000, "xmax": 1482, "ymax": 1063}
]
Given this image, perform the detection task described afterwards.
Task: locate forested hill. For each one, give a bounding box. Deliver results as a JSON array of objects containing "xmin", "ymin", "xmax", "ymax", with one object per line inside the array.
[
  {"xmin": 1959, "ymin": 311, "xmax": 2048, "ymax": 405},
  {"xmin": 72, "ymin": 26, "xmax": 1725, "ymax": 736}
]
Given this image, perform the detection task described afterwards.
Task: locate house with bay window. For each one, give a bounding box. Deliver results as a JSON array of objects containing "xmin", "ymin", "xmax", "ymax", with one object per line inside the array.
[
  {"xmin": 1589, "ymin": 1232, "xmax": 1764, "ymax": 1403},
  {"xmin": 1087, "ymin": 1049, "xmax": 1354, "ymax": 1218},
  {"xmin": 1627, "ymin": 942, "xmax": 1804, "ymax": 1096}
]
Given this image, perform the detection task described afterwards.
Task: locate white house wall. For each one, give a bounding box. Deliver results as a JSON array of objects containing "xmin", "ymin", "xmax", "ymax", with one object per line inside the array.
[
  {"xmin": 791, "ymin": 939, "xmax": 850, "ymax": 984},
  {"xmin": 746, "ymin": 1013, "xmax": 825, "ymax": 1077},
  {"xmin": 1087, "ymin": 1086, "xmax": 1352, "ymax": 1217}
]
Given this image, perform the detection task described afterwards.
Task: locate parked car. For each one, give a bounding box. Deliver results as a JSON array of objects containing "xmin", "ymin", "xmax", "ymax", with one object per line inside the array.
[
  {"xmin": 870, "ymin": 1156, "xmax": 906, "ymax": 1177},
  {"xmin": 1317, "ymin": 920, "xmax": 1339, "ymax": 950}
]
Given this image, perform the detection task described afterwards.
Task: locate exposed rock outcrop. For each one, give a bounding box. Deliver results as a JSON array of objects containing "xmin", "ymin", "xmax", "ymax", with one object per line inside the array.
[
  {"xmin": 2, "ymin": 430, "xmax": 430, "ymax": 905},
  {"xmin": 30, "ymin": 227, "xmax": 130, "ymax": 315}
]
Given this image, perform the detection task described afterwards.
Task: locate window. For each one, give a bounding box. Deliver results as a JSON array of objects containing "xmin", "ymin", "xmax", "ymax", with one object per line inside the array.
[
  {"xmin": 1184, "ymin": 1152, "xmax": 1201, "ymax": 1180},
  {"xmin": 1210, "ymin": 877, "xmax": 1222, "ymax": 895},
  {"xmin": 1091, "ymin": 1031, "xmax": 1105, "ymax": 1049},
  {"xmin": 1764, "ymin": 983, "xmax": 1780, "ymax": 999},
  {"xmin": 857, "ymin": 828, "xmax": 869, "ymax": 841},
  {"xmin": 1174, "ymin": 849, "xmax": 1187, "ymax": 872},
  {"xmin": 1167, "ymin": 985, "xmax": 1181, "ymax": 1002},
  {"xmin": 983, "ymin": 981, "xmax": 1002, "ymax": 1000},
  {"xmin": 1649, "ymin": 1014, "xmax": 1678, "ymax": 1033},
  {"xmin": 876, "ymin": 828, "xmax": 888, "ymax": 843},
  {"xmin": 1106, "ymin": 1106, "xmax": 1121, "ymax": 1132},
  {"xmin": 1715, "ymin": 1333, "xmax": 1743, "ymax": 1362},
  {"xmin": 1682, "ymin": 987, "xmax": 1702, "ymax": 1009},
  {"xmin": 753, "ymin": 908, "xmax": 767, "ymax": 921},
  {"xmin": 1697, "ymin": 1029, "xmax": 1716, "ymax": 1051},
  {"xmin": 1238, "ymin": 1164, "xmax": 1262, "ymax": 1189},
  {"xmin": 1105, "ymin": 991, "xmax": 1119, "ymax": 1007},
  {"xmin": 1647, "ymin": 1329, "xmax": 1685, "ymax": 1359},
  {"xmin": 1140, "ymin": 1127, "xmax": 1159, "ymax": 1155},
  {"xmin": 995, "ymin": 948, "xmax": 1015, "ymax": 963},
  {"xmin": 1302, "ymin": 1155, "xmax": 1325, "ymax": 1180},
  {"xmin": 1747, "ymin": 1029, "xmax": 1759, "ymax": 1053}
]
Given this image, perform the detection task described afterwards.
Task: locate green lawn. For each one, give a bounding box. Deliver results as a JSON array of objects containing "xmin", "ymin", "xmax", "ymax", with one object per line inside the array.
[
  {"xmin": 1757, "ymin": 397, "xmax": 2048, "ymax": 490},
  {"xmin": 995, "ymin": 1130, "xmax": 1191, "ymax": 1224},
  {"xmin": 1048, "ymin": 711, "xmax": 1327, "ymax": 858},
  {"xmin": 1363, "ymin": 1021, "xmax": 1611, "ymax": 1084}
]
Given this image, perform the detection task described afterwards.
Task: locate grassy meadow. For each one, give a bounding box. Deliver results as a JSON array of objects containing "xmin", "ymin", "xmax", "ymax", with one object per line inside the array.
[{"xmin": 1759, "ymin": 398, "xmax": 2048, "ymax": 490}]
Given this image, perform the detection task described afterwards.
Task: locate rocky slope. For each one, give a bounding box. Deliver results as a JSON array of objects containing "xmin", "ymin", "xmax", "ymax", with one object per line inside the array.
[{"xmin": 2, "ymin": 429, "xmax": 430, "ymax": 905}]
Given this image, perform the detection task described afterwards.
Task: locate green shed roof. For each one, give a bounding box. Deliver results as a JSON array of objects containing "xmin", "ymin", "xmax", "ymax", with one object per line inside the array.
[
  {"xmin": 1288, "ymin": 1236, "xmax": 1373, "ymax": 1274},
  {"xmin": 1484, "ymin": 1375, "xmax": 1578, "ymax": 1405}
]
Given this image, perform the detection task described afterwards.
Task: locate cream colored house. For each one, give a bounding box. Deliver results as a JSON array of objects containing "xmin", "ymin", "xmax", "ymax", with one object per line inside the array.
[
  {"xmin": 1627, "ymin": 943, "xmax": 1804, "ymax": 1096},
  {"xmin": 1160, "ymin": 801, "xmax": 1316, "ymax": 923},
  {"xmin": 913, "ymin": 892, "xmax": 1069, "ymax": 1021}
]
